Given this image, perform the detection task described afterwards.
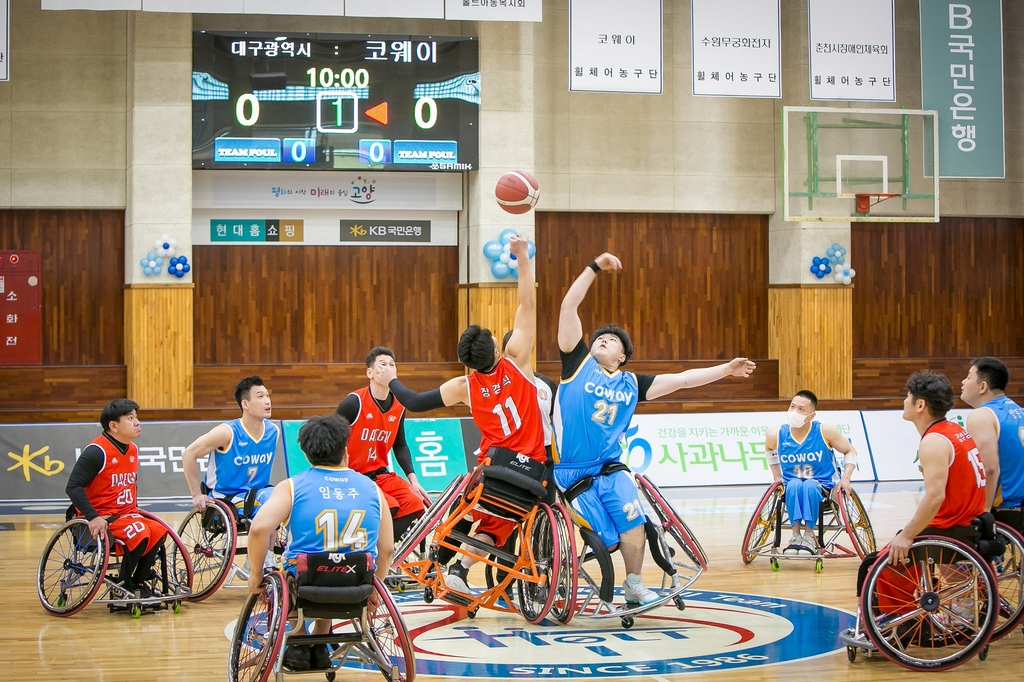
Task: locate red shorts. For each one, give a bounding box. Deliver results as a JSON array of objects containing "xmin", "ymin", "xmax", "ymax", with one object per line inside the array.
[
  {"xmin": 471, "ymin": 511, "xmax": 516, "ymax": 548},
  {"xmin": 108, "ymin": 513, "xmax": 168, "ymax": 553},
  {"xmin": 376, "ymin": 472, "xmax": 426, "ymax": 518}
]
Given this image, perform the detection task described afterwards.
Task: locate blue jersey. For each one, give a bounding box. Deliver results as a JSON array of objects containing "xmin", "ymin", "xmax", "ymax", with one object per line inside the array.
[
  {"xmin": 981, "ymin": 396, "xmax": 1024, "ymax": 508},
  {"xmin": 778, "ymin": 422, "xmax": 838, "ymax": 486},
  {"xmin": 285, "ymin": 465, "xmax": 383, "ymax": 564},
  {"xmin": 205, "ymin": 418, "xmax": 278, "ymax": 498},
  {"xmin": 553, "ymin": 354, "xmax": 640, "ymax": 479}
]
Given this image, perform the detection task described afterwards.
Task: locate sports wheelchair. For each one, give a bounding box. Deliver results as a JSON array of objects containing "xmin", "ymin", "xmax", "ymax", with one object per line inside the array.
[
  {"xmin": 176, "ymin": 485, "xmax": 287, "ymax": 601},
  {"xmin": 229, "ymin": 552, "xmax": 414, "ymax": 682},
  {"xmin": 561, "ymin": 465, "xmax": 706, "ymax": 628},
  {"xmin": 391, "ymin": 449, "xmax": 571, "ymax": 624},
  {"xmin": 37, "ymin": 508, "xmax": 193, "ymax": 618},
  {"xmin": 840, "ymin": 518, "xmax": 1024, "ymax": 670},
  {"xmin": 741, "ymin": 480, "xmax": 875, "ymax": 572}
]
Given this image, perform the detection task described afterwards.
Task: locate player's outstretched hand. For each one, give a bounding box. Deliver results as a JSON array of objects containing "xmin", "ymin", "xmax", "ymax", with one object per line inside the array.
[
  {"xmin": 594, "ymin": 253, "xmax": 622, "ymax": 272},
  {"xmin": 509, "ymin": 234, "xmax": 530, "ymax": 259},
  {"xmin": 247, "ymin": 571, "xmax": 265, "ymax": 595},
  {"xmin": 727, "ymin": 358, "xmax": 756, "ymax": 377},
  {"xmin": 192, "ymin": 493, "xmax": 214, "ymax": 511},
  {"xmin": 88, "ymin": 516, "xmax": 108, "ymax": 540}
]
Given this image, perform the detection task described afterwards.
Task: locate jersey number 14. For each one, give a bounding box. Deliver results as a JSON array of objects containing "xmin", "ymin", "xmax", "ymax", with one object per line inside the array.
[{"xmin": 315, "ymin": 509, "xmax": 369, "ymax": 551}]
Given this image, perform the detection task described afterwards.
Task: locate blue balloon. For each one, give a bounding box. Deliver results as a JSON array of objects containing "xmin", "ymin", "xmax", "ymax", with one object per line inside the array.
[
  {"xmin": 182, "ymin": 264, "xmax": 191, "ymax": 273},
  {"xmin": 491, "ymin": 261, "xmax": 511, "ymax": 279},
  {"xmin": 832, "ymin": 242, "xmax": 841, "ymax": 251},
  {"xmin": 835, "ymin": 255, "xmax": 845, "ymax": 265},
  {"xmin": 146, "ymin": 251, "xmax": 157, "ymax": 260},
  {"xmin": 527, "ymin": 240, "xmax": 536, "ymax": 258},
  {"xmin": 139, "ymin": 258, "xmax": 148, "ymax": 267},
  {"xmin": 483, "ymin": 240, "xmax": 503, "ymax": 259},
  {"xmin": 143, "ymin": 267, "xmax": 153, "ymax": 276},
  {"xmin": 178, "ymin": 255, "xmax": 188, "ymax": 264},
  {"xmin": 826, "ymin": 248, "xmax": 835, "ymax": 257},
  {"xmin": 167, "ymin": 265, "xmax": 175, "ymax": 274},
  {"xmin": 498, "ymin": 229, "xmax": 517, "ymax": 245},
  {"xmin": 510, "ymin": 266, "xmax": 519, "ymax": 279},
  {"xmin": 509, "ymin": 253, "xmax": 517, "ymax": 260}
]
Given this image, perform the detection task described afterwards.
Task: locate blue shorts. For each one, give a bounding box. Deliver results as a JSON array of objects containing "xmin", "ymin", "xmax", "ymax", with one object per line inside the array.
[
  {"xmin": 213, "ymin": 487, "xmax": 273, "ymax": 519},
  {"xmin": 560, "ymin": 469, "xmax": 645, "ymax": 549}
]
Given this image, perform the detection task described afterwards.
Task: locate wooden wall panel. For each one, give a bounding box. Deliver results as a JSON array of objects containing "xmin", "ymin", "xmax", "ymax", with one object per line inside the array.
[
  {"xmin": 852, "ymin": 218, "xmax": 1024, "ymax": 358},
  {"xmin": 535, "ymin": 212, "xmax": 769, "ymax": 362},
  {"xmin": 0, "ymin": 210, "xmax": 124, "ymax": 365},
  {"xmin": 854, "ymin": 357, "xmax": 1024, "ymax": 402},
  {"xmin": 769, "ymin": 286, "xmax": 852, "ymax": 399},
  {"xmin": 125, "ymin": 285, "xmax": 194, "ymax": 409},
  {"xmin": 194, "ymin": 245, "xmax": 459, "ymax": 364}
]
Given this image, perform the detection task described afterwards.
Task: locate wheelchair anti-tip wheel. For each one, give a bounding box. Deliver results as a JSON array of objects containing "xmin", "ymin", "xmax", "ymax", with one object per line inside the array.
[
  {"xmin": 176, "ymin": 498, "xmax": 237, "ymax": 602},
  {"xmin": 37, "ymin": 518, "xmax": 110, "ymax": 617}
]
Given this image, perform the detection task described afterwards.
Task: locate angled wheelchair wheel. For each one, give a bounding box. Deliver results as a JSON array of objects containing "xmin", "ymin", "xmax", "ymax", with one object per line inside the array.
[
  {"xmin": 393, "ymin": 475, "xmax": 467, "ymax": 567},
  {"xmin": 991, "ymin": 522, "xmax": 1024, "ymax": 641},
  {"xmin": 137, "ymin": 509, "xmax": 194, "ymax": 599},
  {"xmin": 37, "ymin": 518, "xmax": 110, "ymax": 617},
  {"xmin": 548, "ymin": 503, "xmax": 578, "ymax": 624},
  {"xmin": 176, "ymin": 499, "xmax": 237, "ymax": 601},
  {"xmin": 517, "ymin": 503, "xmax": 560, "ymax": 625},
  {"xmin": 836, "ymin": 487, "xmax": 876, "ymax": 559},
  {"xmin": 636, "ymin": 474, "xmax": 707, "ymax": 569},
  {"xmin": 366, "ymin": 577, "xmax": 416, "ymax": 682},
  {"xmin": 741, "ymin": 482, "xmax": 783, "ymax": 564},
  {"xmin": 861, "ymin": 538, "xmax": 997, "ymax": 671},
  {"xmin": 228, "ymin": 570, "xmax": 288, "ymax": 682}
]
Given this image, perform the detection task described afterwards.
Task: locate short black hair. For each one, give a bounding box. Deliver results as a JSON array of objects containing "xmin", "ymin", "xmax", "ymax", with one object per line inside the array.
[
  {"xmin": 501, "ymin": 330, "xmax": 513, "ymax": 353},
  {"xmin": 366, "ymin": 346, "xmax": 396, "ymax": 368},
  {"xmin": 458, "ymin": 325, "xmax": 497, "ymax": 371},
  {"xmin": 972, "ymin": 356, "xmax": 1009, "ymax": 392},
  {"xmin": 100, "ymin": 399, "xmax": 139, "ymax": 432},
  {"xmin": 906, "ymin": 372, "xmax": 955, "ymax": 418},
  {"xmin": 234, "ymin": 375, "xmax": 265, "ymax": 409},
  {"xmin": 589, "ymin": 324, "xmax": 634, "ymax": 366},
  {"xmin": 298, "ymin": 414, "xmax": 351, "ymax": 467},
  {"xmin": 793, "ymin": 390, "xmax": 818, "ymax": 410}
]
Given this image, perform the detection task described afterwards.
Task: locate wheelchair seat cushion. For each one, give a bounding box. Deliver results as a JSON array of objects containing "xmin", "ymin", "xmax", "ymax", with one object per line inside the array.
[{"xmin": 479, "ymin": 449, "xmax": 548, "ymax": 516}]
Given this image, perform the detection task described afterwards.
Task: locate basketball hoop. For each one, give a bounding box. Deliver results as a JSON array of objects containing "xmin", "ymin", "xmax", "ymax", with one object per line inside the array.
[{"xmin": 854, "ymin": 192, "xmax": 901, "ymax": 216}]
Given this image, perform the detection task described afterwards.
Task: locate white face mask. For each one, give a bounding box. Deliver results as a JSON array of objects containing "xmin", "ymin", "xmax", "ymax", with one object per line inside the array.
[{"xmin": 787, "ymin": 411, "xmax": 809, "ymax": 429}]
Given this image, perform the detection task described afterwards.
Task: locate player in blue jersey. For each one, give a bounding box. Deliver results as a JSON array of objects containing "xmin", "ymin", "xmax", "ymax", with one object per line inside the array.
[
  {"xmin": 554, "ymin": 252, "xmax": 756, "ymax": 605},
  {"xmin": 765, "ymin": 390, "xmax": 858, "ymax": 554},
  {"xmin": 961, "ymin": 357, "xmax": 1024, "ymax": 532},
  {"xmin": 247, "ymin": 414, "xmax": 393, "ymax": 671}
]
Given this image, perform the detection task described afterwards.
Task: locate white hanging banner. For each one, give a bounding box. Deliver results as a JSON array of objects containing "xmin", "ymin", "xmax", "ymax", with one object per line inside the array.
[
  {"xmin": 243, "ymin": 0, "xmax": 345, "ymax": 15},
  {"xmin": 143, "ymin": 0, "xmax": 243, "ymax": 11},
  {"xmin": 691, "ymin": 0, "xmax": 781, "ymax": 97},
  {"xmin": 444, "ymin": 0, "xmax": 541, "ymax": 22},
  {"xmin": 808, "ymin": 0, "xmax": 895, "ymax": 101},
  {"xmin": 345, "ymin": 0, "xmax": 443, "ymax": 18},
  {"xmin": 0, "ymin": 1, "xmax": 8, "ymax": 82},
  {"xmin": 42, "ymin": 0, "xmax": 140, "ymax": 8},
  {"xmin": 569, "ymin": 0, "xmax": 662, "ymax": 94}
]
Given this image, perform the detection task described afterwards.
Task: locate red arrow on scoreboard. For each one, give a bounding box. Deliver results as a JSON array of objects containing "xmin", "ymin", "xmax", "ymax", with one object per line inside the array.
[{"xmin": 364, "ymin": 102, "xmax": 389, "ymax": 126}]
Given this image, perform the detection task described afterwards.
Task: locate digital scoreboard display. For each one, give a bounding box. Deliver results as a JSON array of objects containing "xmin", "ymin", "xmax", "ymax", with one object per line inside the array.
[{"xmin": 192, "ymin": 31, "xmax": 479, "ymax": 171}]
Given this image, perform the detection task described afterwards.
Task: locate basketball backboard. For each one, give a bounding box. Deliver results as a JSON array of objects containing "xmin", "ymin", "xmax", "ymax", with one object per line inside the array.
[{"xmin": 783, "ymin": 106, "xmax": 939, "ymax": 222}]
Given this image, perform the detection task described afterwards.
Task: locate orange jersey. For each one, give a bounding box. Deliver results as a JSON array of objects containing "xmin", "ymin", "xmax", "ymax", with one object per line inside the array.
[
  {"xmin": 345, "ymin": 386, "xmax": 405, "ymax": 474},
  {"xmin": 926, "ymin": 420, "xmax": 987, "ymax": 529},
  {"xmin": 81, "ymin": 435, "xmax": 140, "ymax": 517},
  {"xmin": 467, "ymin": 357, "xmax": 546, "ymax": 463}
]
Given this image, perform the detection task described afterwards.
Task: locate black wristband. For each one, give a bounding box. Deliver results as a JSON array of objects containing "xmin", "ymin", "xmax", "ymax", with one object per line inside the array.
[{"xmin": 588, "ymin": 261, "xmax": 601, "ymax": 273}]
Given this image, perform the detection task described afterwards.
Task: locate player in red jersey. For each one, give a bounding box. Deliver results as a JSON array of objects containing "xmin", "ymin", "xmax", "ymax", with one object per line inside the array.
[
  {"xmin": 337, "ymin": 346, "xmax": 429, "ymax": 542},
  {"xmin": 888, "ymin": 372, "xmax": 988, "ymax": 565},
  {"xmin": 388, "ymin": 234, "xmax": 545, "ymax": 592},
  {"xmin": 64, "ymin": 399, "xmax": 168, "ymax": 596}
]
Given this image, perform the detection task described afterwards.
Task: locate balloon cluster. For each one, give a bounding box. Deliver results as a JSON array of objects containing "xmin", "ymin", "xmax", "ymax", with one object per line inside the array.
[
  {"xmin": 810, "ymin": 242, "xmax": 856, "ymax": 285},
  {"xmin": 168, "ymin": 255, "xmax": 191, "ymax": 278},
  {"xmin": 139, "ymin": 251, "xmax": 164, "ymax": 277},
  {"xmin": 140, "ymin": 234, "xmax": 191, "ymax": 278},
  {"xmin": 154, "ymin": 233, "xmax": 178, "ymax": 259},
  {"xmin": 482, "ymin": 229, "xmax": 537, "ymax": 280}
]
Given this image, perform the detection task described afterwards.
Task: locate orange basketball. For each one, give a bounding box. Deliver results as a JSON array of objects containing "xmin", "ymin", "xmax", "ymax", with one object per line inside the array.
[{"xmin": 495, "ymin": 170, "xmax": 540, "ymax": 214}]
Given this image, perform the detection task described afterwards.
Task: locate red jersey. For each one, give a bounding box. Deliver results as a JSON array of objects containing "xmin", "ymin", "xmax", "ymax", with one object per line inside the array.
[
  {"xmin": 81, "ymin": 434, "xmax": 140, "ymax": 517},
  {"xmin": 346, "ymin": 386, "xmax": 405, "ymax": 474},
  {"xmin": 467, "ymin": 357, "xmax": 546, "ymax": 463},
  {"xmin": 926, "ymin": 420, "xmax": 987, "ymax": 529}
]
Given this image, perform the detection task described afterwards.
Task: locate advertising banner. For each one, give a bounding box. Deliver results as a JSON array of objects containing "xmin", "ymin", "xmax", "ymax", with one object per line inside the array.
[{"xmin": 860, "ymin": 409, "xmax": 972, "ymax": 481}]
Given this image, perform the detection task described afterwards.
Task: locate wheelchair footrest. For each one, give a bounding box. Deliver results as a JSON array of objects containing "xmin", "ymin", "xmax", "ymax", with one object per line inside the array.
[
  {"xmin": 440, "ymin": 590, "xmax": 475, "ymax": 609},
  {"xmin": 285, "ymin": 633, "xmax": 365, "ymax": 647}
]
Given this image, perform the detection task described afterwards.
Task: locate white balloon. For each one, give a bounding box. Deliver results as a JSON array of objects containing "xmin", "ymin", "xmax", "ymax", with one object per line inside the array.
[
  {"xmin": 843, "ymin": 276, "xmax": 852, "ymax": 285},
  {"xmin": 848, "ymin": 269, "xmax": 856, "ymax": 277},
  {"xmin": 499, "ymin": 253, "xmax": 510, "ymax": 263},
  {"xmin": 834, "ymin": 271, "xmax": 844, "ymax": 282},
  {"xmin": 166, "ymin": 247, "xmax": 176, "ymax": 257},
  {"xmin": 503, "ymin": 243, "xmax": 511, "ymax": 253},
  {"xmin": 508, "ymin": 259, "xmax": 519, "ymax": 269}
]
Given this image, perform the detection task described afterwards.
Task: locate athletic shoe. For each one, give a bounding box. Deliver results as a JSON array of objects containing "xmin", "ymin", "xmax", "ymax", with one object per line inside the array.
[
  {"xmin": 263, "ymin": 552, "xmax": 278, "ymax": 572},
  {"xmin": 784, "ymin": 533, "xmax": 804, "ymax": 554},
  {"xmin": 801, "ymin": 530, "xmax": 819, "ymax": 554},
  {"xmin": 622, "ymin": 573, "xmax": 659, "ymax": 606},
  {"xmin": 446, "ymin": 562, "xmax": 472, "ymax": 594},
  {"xmin": 309, "ymin": 643, "xmax": 333, "ymax": 670},
  {"xmin": 282, "ymin": 645, "xmax": 311, "ymax": 671}
]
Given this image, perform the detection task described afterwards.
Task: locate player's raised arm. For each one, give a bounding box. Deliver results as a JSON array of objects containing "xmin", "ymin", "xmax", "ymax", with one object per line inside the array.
[
  {"xmin": 181, "ymin": 423, "xmax": 234, "ymax": 510},
  {"xmin": 558, "ymin": 252, "xmax": 621, "ymax": 353},
  {"xmin": 389, "ymin": 375, "xmax": 468, "ymax": 411},
  {"xmin": 502, "ymin": 235, "xmax": 536, "ymax": 379},
  {"xmin": 646, "ymin": 358, "xmax": 756, "ymax": 401}
]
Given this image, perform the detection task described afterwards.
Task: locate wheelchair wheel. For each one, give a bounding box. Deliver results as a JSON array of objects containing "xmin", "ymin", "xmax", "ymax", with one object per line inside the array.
[
  {"xmin": 861, "ymin": 538, "xmax": 997, "ymax": 671},
  {"xmin": 138, "ymin": 510, "xmax": 194, "ymax": 598},
  {"xmin": 37, "ymin": 518, "xmax": 110, "ymax": 617},
  {"xmin": 484, "ymin": 530, "xmax": 518, "ymax": 591},
  {"xmin": 393, "ymin": 475, "xmax": 466, "ymax": 567},
  {"xmin": 548, "ymin": 504, "xmax": 578, "ymax": 625},
  {"xmin": 176, "ymin": 499, "xmax": 237, "ymax": 602},
  {"xmin": 517, "ymin": 503, "xmax": 560, "ymax": 625},
  {"xmin": 636, "ymin": 474, "xmax": 707, "ymax": 569},
  {"xmin": 991, "ymin": 522, "xmax": 1024, "ymax": 641},
  {"xmin": 228, "ymin": 570, "xmax": 288, "ymax": 682},
  {"xmin": 836, "ymin": 487, "xmax": 876, "ymax": 558},
  {"xmin": 367, "ymin": 577, "xmax": 416, "ymax": 682},
  {"xmin": 742, "ymin": 482, "xmax": 783, "ymax": 564}
]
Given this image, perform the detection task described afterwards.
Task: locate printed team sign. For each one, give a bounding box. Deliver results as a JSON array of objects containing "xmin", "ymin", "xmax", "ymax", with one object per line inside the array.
[{"xmin": 623, "ymin": 411, "xmax": 875, "ymax": 487}]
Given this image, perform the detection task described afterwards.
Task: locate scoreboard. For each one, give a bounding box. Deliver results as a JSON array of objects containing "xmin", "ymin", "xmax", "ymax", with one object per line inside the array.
[{"xmin": 192, "ymin": 31, "xmax": 479, "ymax": 172}]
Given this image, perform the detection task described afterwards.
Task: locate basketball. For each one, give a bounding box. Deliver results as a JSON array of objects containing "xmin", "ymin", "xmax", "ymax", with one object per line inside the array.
[{"xmin": 495, "ymin": 170, "xmax": 540, "ymax": 214}]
